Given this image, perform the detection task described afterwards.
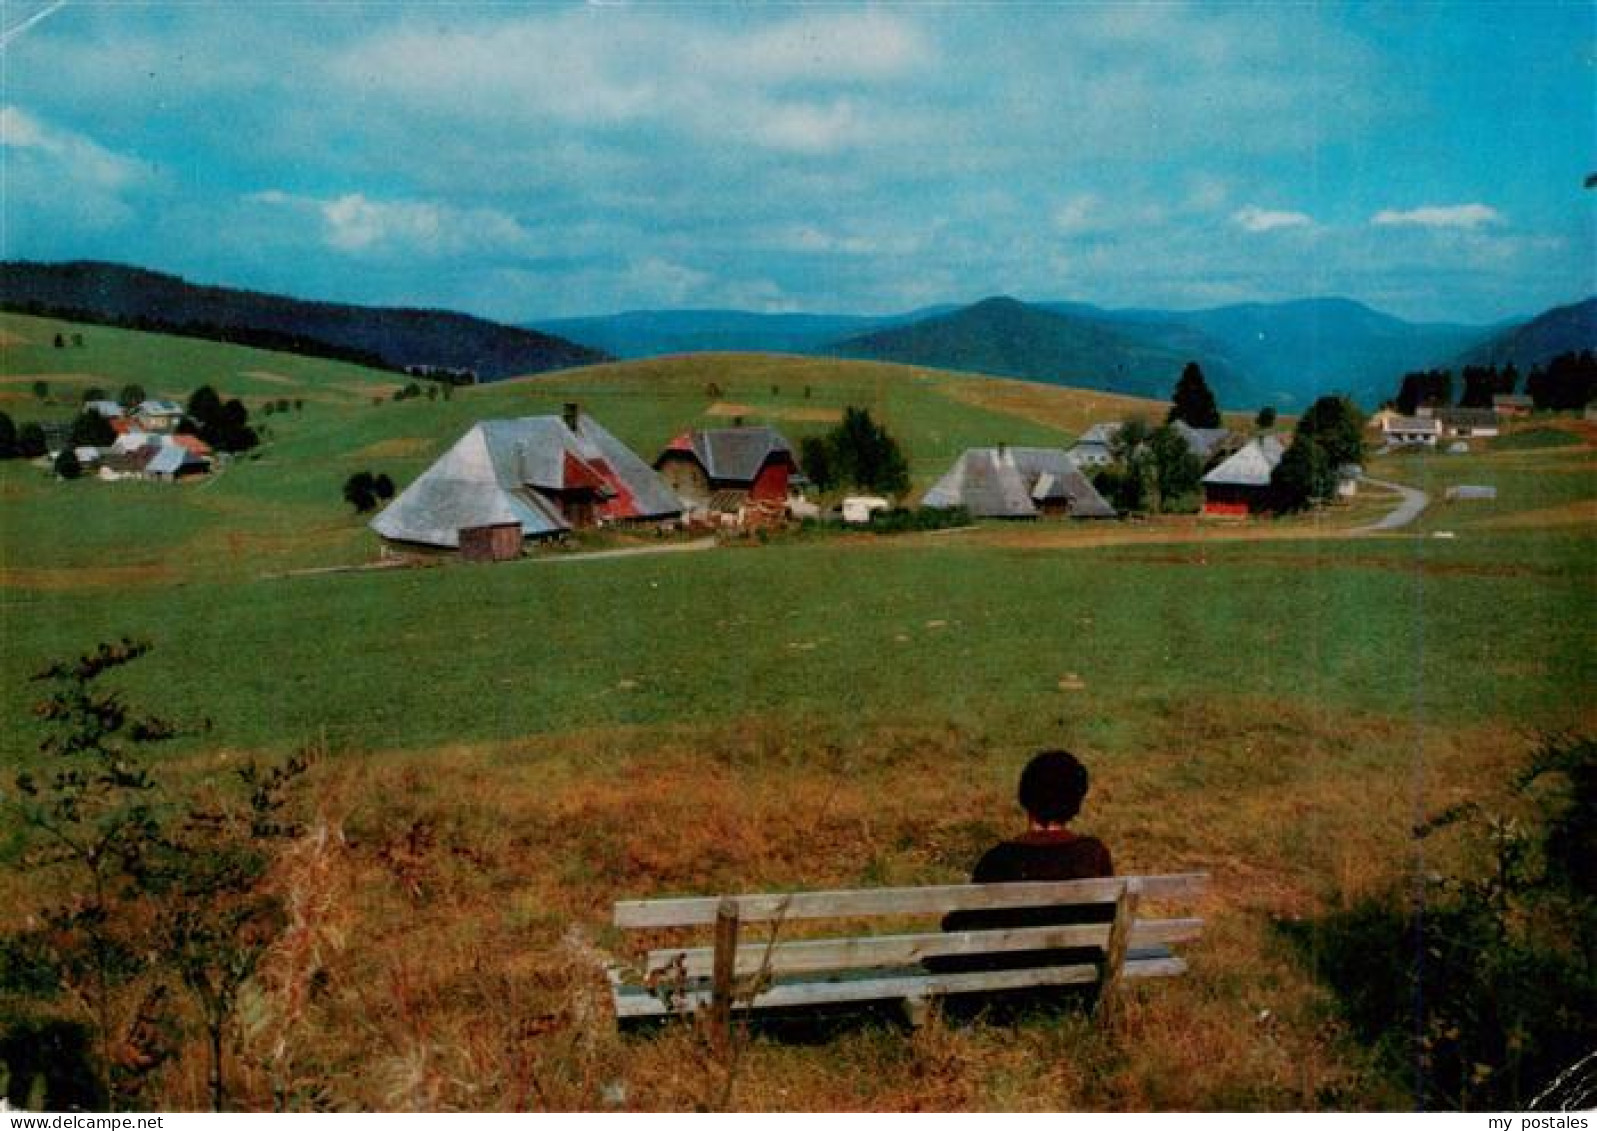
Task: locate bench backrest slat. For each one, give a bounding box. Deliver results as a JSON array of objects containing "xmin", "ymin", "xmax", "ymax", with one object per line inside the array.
[
  {"xmin": 644, "ymin": 915, "xmax": 1204, "ymax": 979},
  {"xmin": 614, "ymin": 873, "xmax": 1207, "ymax": 929},
  {"xmin": 612, "ymin": 952, "xmax": 1188, "ymax": 1019}
]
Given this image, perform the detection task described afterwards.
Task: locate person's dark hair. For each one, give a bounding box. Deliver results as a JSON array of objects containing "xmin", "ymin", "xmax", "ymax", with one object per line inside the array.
[{"xmin": 1017, "ymin": 749, "xmax": 1089, "ymax": 825}]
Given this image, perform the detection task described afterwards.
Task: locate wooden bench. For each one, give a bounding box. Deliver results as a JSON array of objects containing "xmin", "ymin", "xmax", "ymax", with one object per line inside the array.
[{"xmin": 608, "ymin": 873, "xmax": 1208, "ymax": 1032}]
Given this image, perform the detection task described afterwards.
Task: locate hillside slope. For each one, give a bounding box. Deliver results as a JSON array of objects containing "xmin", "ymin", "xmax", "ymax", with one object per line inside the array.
[
  {"xmin": 0, "ymin": 260, "xmax": 609, "ymax": 382},
  {"xmin": 1453, "ymin": 296, "xmax": 1597, "ymax": 369}
]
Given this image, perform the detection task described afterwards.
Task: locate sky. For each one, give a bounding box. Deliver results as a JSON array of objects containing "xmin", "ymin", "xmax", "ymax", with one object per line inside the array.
[{"xmin": 1, "ymin": 1, "xmax": 1593, "ymax": 324}]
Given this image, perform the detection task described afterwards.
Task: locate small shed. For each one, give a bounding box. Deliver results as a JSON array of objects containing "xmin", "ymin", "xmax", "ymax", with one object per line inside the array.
[
  {"xmin": 841, "ymin": 496, "xmax": 890, "ymax": 524},
  {"xmin": 1493, "ymin": 394, "xmax": 1533, "ymax": 417},
  {"xmin": 459, "ymin": 523, "xmax": 524, "ymax": 562}
]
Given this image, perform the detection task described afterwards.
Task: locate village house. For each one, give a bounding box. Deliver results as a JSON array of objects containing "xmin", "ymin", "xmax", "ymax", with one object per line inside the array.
[
  {"xmin": 85, "ymin": 399, "xmax": 125, "ymax": 420},
  {"xmin": 1066, "ymin": 423, "xmax": 1121, "ymax": 469},
  {"xmin": 371, "ymin": 404, "xmax": 683, "ymax": 559},
  {"xmin": 922, "ymin": 445, "xmax": 1116, "ymax": 519},
  {"xmin": 1493, "ymin": 393, "xmax": 1534, "ymax": 417},
  {"xmin": 1436, "ymin": 407, "xmax": 1501, "ymax": 438},
  {"xmin": 1379, "ymin": 413, "xmax": 1442, "ymax": 447},
  {"xmin": 652, "ymin": 426, "xmax": 800, "ymax": 517},
  {"xmin": 1067, "ymin": 420, "xmax": 1237, "ymax": 470},
  {"xmin": 104, "ymin": 431, "xmax": 214, "ymax": 480},
  {"xmin": 1201, "ymin": 435, "xmax": 1286, "ymax": 516},
  {"xmin": 132, "ymin": 399, "xmax": 185, "ymax": 433}
]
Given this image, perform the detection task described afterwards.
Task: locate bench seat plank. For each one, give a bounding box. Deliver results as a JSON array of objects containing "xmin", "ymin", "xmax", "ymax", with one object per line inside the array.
[
  {"xmin": 642, "ymin": 917, "xmax": 1204, "ymax": 979},
  {"xmin": 612, "ymin": 950, "xmax": 1186, "ymax": 1019},
  {"xmin": 614, "ymin": 873, "xmax": 1208, "ymax": 929}
]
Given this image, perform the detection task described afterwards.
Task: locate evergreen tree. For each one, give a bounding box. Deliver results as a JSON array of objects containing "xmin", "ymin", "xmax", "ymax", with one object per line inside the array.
[
  {"xmin": 18, "ymin": 422, "xmax": 47, "ymax": 458},
  {"xmin": 70, "ymin": 411, "xmax": 115, "ymax": 448},
  {"xmin": 1396, "ymin": 369, "xmax": 1452, "ymax": 414},
  {"xmin": 54, "ymin": 448, "xmax": 83, "ymax": 480},
  {"xmin": 1295, "ymin": 395, "xmax": 1365, "ymax": 469},
  {"xmin": 1146, "ymin": 423, "xmax": 1203, "ymax": 511},
  {"xmin": 1270, "ymin": 434, "xmax": 1332, "ymax": 511},
  {"xmin": 0, "ymin": 410, "xmax": 16, "ymax": 459},
  {"xmin": 799, "ymin": 434, "xmax": 835, "ymax": 491},
  {"xmin": 118, "ymin": 383, "xmax": 147, "ymax": 410},
  {"xmin": 1256, "ymin": 405, "xmax": 1277, "ymax": 430},
  {"xmin": 1168, "ymin": 362, "xmax": 1221, "ymax": 428},
  {"xmin": 817, "ymin": 407, "xmax": 909, "ymax": 496}
]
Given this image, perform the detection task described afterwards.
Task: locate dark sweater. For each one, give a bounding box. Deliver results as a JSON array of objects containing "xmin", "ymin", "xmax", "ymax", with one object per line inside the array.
[{"xmin": 932, "ymin": 829, "xmax": 1114, "ymax": 973}]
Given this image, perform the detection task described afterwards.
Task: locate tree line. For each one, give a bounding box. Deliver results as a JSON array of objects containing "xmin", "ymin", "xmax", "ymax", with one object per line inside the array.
[{"xmin": 1393, "ymin": 351, "xmax": 1596, "ymax": 414}]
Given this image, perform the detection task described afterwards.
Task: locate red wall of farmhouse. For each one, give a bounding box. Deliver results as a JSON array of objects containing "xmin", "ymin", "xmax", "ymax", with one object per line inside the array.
[{"xmin": 750, "ymin": 460, "xmax": 790, "ymax": 502}]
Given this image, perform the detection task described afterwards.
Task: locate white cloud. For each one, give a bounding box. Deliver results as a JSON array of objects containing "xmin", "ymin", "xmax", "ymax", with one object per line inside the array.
[
  {"xmin": 249, "ymin": 190, "xmax": 537, "ymax": 257},
  {"xmin": 736, "ymin": 11, "xmax": 930, "ymax": 82},
  {"xmin": 1371, "ymin": 204, "xmax": 1503, "ymax": 229},
  {"xmin": 1232, "ymin": 206, "xmax": 1314, "ymax": 233},
  {"xmin": 0, "ymin": 104, "xmax": 142, "ymax": 190},
  {"xmin": 328, "ymin": 8, "xmax": 928, "ymax": 156},
  {"xmin": 1052, "ymin": 195, "xmax": 1102, "ymax": 236},
  {"xmin": 0, "ymin": 104, "xmax": 149, "ymax": 233}
]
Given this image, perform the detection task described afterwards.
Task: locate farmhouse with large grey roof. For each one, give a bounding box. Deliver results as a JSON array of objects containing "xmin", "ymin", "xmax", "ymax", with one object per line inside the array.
[
  {"xmin": 371, "ymin": 405, "xmax": 683, "ymax": 555},
  {"xmin": 922, "ymin": 445, "xmax": 1115, "ymax": 519},
  {"xmin": 1200, "ymin": 435, "xmax": 1286, "ymax": 516}
]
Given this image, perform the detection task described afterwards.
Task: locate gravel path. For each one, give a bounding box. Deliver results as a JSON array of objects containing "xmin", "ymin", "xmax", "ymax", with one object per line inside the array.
[{"xmin": 1354, "ymin": 476, "xmax": 1430, "ymax": 532}]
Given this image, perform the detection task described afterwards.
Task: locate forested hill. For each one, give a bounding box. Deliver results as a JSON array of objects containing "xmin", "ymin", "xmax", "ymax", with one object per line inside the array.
[
  {"xmin": 0, "ymin": 261, "xmax": 609, "ymax": 382},
  {"xmin": 825, "ymin": 296, "xmax": 1257, "ymax": 404},
  {"xmin": 1453, "ymin": 296, "xmax": 1597, "ymax": 370}
]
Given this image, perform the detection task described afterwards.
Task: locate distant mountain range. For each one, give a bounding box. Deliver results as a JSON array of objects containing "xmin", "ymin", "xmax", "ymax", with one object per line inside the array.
[
  {"xmin": 533, "ymin": 306, "xmax": 957, "ymax": 359},
  {"xmin": 0, "ymin": 261, "xmax": 608, "ymax": 382},
  {"xmin": 5, "ymin": 260, "xmax": 1587, "ymax": 407},
  {"xmin": 531, "ymin": 294, "xmax": 1594, "ymax": 410}
]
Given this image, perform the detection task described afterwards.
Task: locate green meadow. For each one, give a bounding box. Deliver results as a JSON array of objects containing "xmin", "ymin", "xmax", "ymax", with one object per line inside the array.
[{"xmin": 2, "ymin": 314, "xmax": 1593, "ymax": 1110}]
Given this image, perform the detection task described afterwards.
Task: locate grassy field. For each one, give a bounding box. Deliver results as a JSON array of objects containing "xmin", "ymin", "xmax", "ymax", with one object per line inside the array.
[{"xmin": 2, "ymin": 316, "xmax": 1594, "ymax": 1110}]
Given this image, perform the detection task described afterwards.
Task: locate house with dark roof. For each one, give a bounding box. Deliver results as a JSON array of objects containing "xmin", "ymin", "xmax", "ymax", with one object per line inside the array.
[
  {"xmin": 922, "ymin": 445, "xmax": 1115, "ymax": 520},
  {"xmin": 1171, "ymin": 420, "xmax": 1240, "ymax": 465},
  {"xmin": 1437, "ymin": 407, "xmax": 1500, "ymax": 438},
  {"xmin": 1201, "ymin": 435, "xmax": 1286, "ymax": 516},
  {"xmin": 1067, "ymin": 420, "xmax": 1237, "ymax": 470},
  {"xmin": 653, "ymin": 426, "xmax": 799, "ymax": 513},
  {"xmin": 371, "ymin": 404, "xmax": 683, "ymax": 556}
]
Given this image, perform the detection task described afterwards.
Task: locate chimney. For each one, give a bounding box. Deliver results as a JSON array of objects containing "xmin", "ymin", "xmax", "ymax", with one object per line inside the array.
[{"xmin": 563, "ymin": 402, "xmax": 580, "ymax": 432}]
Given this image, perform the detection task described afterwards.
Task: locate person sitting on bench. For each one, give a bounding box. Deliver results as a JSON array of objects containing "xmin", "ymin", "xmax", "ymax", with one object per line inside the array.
[{"xmin": 930, "ymin": 749, "xmax": 1114, "ymax": 976}]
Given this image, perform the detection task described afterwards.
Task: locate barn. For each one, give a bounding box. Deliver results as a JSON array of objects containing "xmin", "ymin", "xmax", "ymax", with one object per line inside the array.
[
  {"xmin": 922, "ymin": 445, "xmax": 1115, "ymax": 519},
  {"xmin": 1201, "ymin": 435, "xmax": 1286, "ymax": 516},
  {"xmin": 371, "ymin": 405, "xmax": 683, "ymax": 553},
  {"xmin": 653, "ymin": 426, "xmax": 799, "ymax": 513}
]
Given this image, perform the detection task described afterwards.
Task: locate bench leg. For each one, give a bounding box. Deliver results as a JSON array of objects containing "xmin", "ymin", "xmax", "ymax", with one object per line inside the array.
[
  {"xmin": 709, "ymin": 898, "xmax": 740, "ymax": 1052},
  {"xmin": 1097, "ymin": 881, "xmax": 1142, "ymax": 1027}
]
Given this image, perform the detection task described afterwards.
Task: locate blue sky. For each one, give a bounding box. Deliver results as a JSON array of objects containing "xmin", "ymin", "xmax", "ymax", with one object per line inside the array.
[{"xmin": 2, "ymin": 1, "xmax": 1592, "ymax": 323}]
